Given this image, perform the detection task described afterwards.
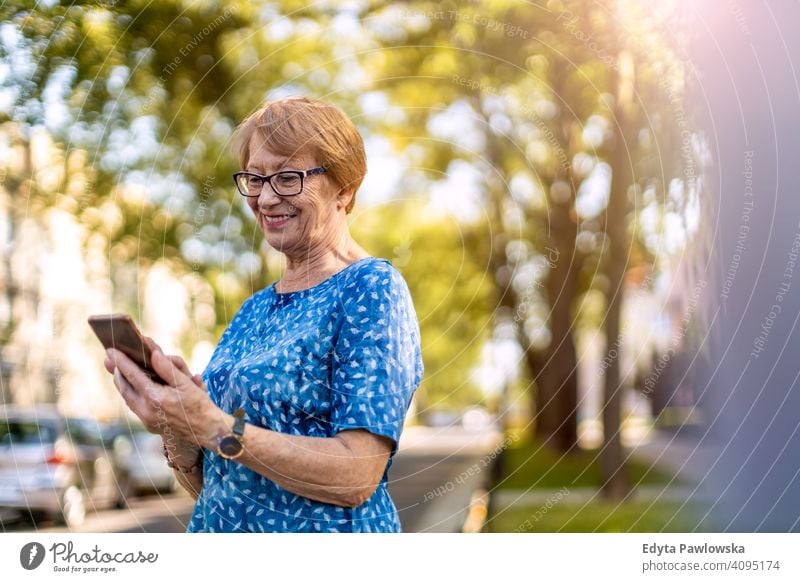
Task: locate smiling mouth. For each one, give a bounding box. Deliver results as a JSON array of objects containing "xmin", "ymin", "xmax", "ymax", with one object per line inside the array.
[{"xmin": 263, "ymin": 213, "xmax": 297, "ymax": 224}]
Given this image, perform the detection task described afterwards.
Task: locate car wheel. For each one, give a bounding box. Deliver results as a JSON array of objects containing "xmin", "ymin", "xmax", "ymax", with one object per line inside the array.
[
  {"xmin": 24, "ymin": 509, "xmax": 46, "ymax": 527},
  {"xmin": 58, "ymin": 485, "xmax": 87, "ymax": 528}
]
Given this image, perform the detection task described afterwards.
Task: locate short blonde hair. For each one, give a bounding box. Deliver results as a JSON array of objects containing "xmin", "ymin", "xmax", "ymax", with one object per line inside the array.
[{"xmin": 231, "ymin": 96, "xmax": 366, "ymax": 213}]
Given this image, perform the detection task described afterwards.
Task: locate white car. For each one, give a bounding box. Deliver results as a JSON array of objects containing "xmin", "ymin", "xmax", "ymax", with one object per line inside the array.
[
  {"xmin": 0, "ymin": 406, "xmax": 126, "ymax": 527},
  {"xmin": 107, "ymin": 420, "xmax": 176, "ymax": 496}
]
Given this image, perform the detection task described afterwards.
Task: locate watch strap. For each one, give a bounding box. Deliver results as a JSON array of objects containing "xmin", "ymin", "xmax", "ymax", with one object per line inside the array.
[{"xmin": 232, "ymin": 408, "xmax": 246, "ymax": 438}]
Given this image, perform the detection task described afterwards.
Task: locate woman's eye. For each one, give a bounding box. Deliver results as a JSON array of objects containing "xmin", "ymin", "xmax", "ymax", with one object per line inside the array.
[
  {"xmin": 248, "ymin": 176, "xmax": 265, "ymax": 188},
  {"xmin": 276, "ymin": 174, "xmax": 298, "ymax": 185}
]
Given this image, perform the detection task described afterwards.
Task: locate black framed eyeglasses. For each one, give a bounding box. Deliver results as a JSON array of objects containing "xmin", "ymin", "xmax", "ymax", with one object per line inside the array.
[{"xmin": 232, "ymin": 166, "xmax": 327, "ymax": 198}]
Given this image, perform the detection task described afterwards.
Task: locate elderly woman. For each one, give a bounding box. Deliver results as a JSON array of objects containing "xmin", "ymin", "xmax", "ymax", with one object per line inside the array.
[{"xmin": 104, "ymin": 96, "xmax": 424, "ymax": 533}]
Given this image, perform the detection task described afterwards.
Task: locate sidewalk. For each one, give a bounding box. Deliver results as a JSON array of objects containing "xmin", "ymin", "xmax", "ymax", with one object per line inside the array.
[
  {"xmin": 398, "ymin": 425, "xmax": 503, "ymax": 455},
  {"xmin": 628, "ymin": 428, "xmax": 721, "ymax": 492},
  {"xmin": 390, "ymin": 426, "xmax": 503, "ymax": 532}
]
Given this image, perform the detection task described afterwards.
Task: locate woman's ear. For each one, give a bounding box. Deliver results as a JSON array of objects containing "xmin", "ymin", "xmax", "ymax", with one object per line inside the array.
[{"xmin": 337, "ymin": 187, "xmax": 355, "ymax": 211}]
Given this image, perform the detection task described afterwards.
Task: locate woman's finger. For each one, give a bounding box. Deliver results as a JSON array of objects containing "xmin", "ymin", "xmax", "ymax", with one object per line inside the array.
[
  {"xmin": 168, "ymin": 355, "xmax": 192, "ymax": 376},
  {"xmin": 142, "ymin": 335, "xmax": 162, "ymax": 354},
  {"xmin": 151, "ymin": 349, "xmax": 191, "ymax": 387},
  {"xmin": 114, "ymin": 369, "xmax": 144, "ymax": 412},
  {"xmin": 163, "ymin": 354, "xmax": 204, "ymax": 388},
  {"xmin": 108, "ymin": 348, "xmax": 159, "ymax": 397},
  {"xmin": 137, "ymin": 339, "xmax": 200, "ymax": 389},
  {"xmin": 114, "ymin": 369, "xmax": 168, "ymax": 434}
]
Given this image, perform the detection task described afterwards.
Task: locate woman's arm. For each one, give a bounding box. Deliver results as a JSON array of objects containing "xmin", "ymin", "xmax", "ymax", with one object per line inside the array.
[
  {"xmin": 174, "ymin": 465, "xmax": 204, "ymax": 500},
  {"xmin": 200, "ymin": 409, "xmax": 392, "ymax": 508},
  {"xmin": 105, "ymin": 342, "xmax": 208, "ymax": 501},
  {"xmin": 164, "ymin": 438, "xmax": 204, "ymax": 501},
  {"xmin": 108, "ymin": 347, "xmax": 392, "ymax": 508}
]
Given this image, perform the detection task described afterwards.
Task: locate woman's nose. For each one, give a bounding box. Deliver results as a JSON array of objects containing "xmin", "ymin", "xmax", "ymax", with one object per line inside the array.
[{"xmin": 257, "ymin": 183, "xmax": 283, "ymax": 208}]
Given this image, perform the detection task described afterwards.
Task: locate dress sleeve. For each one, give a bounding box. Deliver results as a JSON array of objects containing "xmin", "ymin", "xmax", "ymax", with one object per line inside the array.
[{"xmin": 329, "ymin": 263, "xmax": 424, "ymax": 455}]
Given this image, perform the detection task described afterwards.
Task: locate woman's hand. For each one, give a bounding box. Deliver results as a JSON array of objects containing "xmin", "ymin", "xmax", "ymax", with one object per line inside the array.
[
  {"xmin": 102, "ymin": 336, "xmax": 204, "ymax": 390},
  {"xmin": 104, "ymin": 337, "xmax": 221, "ymax": 448}
]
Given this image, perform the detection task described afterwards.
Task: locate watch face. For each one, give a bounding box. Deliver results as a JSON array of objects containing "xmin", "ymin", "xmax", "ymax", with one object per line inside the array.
[{"xmin": 218, "ymin": 435, "xmax": 243, "ymax": 458}]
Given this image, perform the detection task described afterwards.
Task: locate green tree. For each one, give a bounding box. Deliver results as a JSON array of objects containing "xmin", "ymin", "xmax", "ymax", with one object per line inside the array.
[
  {"xmin": 0, "ymin": 1, "xmax": 360, "ymax": 338},
  {"xmin": 360, "ymin": 0, "xmax": 690, "ymax": 486}
]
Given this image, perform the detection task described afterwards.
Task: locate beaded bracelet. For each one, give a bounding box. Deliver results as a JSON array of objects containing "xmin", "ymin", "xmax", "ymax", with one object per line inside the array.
[{"xmin": 162, "ymin": 443, "xmax": 202, "ymax": 474}]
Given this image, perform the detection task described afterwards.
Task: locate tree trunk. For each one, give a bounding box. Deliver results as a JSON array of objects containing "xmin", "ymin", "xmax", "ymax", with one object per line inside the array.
[
  {"xmin": 535, "ymin": 200, "xmax": 580, "ymax": 452},
  {"xmin": 480, "ymin": 107, "xmax": 580, "ymax": 453},
  {"xmin": 600, "ymin": 49, "xmax": 636, "ymax": 500}
]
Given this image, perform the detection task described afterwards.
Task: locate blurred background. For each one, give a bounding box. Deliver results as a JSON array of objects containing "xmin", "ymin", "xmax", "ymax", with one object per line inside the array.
[{"xmin": 0, "ymin": 0, "xmax": 797, "ymax": 533}]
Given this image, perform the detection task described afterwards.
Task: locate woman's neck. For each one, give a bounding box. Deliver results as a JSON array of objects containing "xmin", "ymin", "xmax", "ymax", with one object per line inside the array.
[{"xmin": 277, "ymin": 235, "xmax": 370, "ymax": 293}]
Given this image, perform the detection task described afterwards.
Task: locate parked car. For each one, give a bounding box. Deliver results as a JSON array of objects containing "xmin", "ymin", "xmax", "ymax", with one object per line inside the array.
[
  {"xmin": 104, "ymin": 419, "xmax": 176, "ymax": 496},
  {"xmin": 0, "ymin": 405, "xmax": 127, "ymax": 527}
]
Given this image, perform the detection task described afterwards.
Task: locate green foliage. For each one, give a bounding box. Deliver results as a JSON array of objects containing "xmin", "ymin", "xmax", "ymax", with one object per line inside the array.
[
  {"xmin": 0, "ymin": 0, "xmax": 693, "ymax": 422},
  {"xmin": 351, "ymin": 200, "xmax": 495, "ymax": 411},
  {"xmin": 1, "ymin": 1, "xmax": 359, "ymax": 335}
]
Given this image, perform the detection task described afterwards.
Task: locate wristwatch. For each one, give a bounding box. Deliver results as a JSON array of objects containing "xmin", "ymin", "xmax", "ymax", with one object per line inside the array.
[{"xmin": 216, "ymin": 408, "xmax": 247, "ymax": 460}]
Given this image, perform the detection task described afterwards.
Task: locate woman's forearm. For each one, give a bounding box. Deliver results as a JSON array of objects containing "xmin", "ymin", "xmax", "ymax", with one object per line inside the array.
[
  {"xmin": 199, "ymin": 411, "xmax": 388, "ymax": 508},
  {"xmin": 163, "ymin": 437, "xmax": 204, "ymax": 500},
  {"xmin": 174, "ymin": 467, "xmax": 203, "ymax": 500}
]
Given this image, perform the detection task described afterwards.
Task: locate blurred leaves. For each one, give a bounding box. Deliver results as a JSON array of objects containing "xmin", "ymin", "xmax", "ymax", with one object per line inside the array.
[{"xmin": 0, "ymin": 0, "xmax": 695, "ymax": 417}]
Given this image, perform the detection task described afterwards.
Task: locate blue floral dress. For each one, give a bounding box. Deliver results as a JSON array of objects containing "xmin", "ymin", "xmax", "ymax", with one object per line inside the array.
[{"xmin": 186, "ymin": 257, "xmax": 423, "ymax": 533}]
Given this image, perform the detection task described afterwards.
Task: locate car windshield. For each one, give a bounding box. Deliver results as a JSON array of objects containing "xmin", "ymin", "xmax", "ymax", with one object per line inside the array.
[
  {"xmin": 64, "ymin": 418, "xmax": 106, "ymax": 446},
  {"xmin": 0, "ymin": 420, "xmax": 59, "ymax": 445},
  {"xmin": 97, "ymin": 419, "xmax": 148, "ymax": 446}
]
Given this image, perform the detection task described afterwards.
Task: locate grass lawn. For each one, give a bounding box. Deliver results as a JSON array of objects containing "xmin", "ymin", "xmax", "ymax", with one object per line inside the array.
[
  {"xmin": 487, "ymin": 500, "xmax": 713, "ymax": 532},
  {"xmin": 496, "ymin": 432, "xmax": 679, "ymax": 490},
  {"xmin": 488, "ymin": 432, "xmax": 713, "ymax": 532}
]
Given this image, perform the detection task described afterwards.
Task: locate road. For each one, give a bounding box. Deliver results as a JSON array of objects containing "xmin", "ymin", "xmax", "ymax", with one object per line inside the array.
[
  {"xmin": 390, "ymin": 426, "xmax": 502, "ymax": 532},
  {"xmin": 1, "ymin": 493, "xmax": 195, "ymax": 533},
  {"xmin": 2, "ymin": 426, "xmax": 501, "ymax": 533}
]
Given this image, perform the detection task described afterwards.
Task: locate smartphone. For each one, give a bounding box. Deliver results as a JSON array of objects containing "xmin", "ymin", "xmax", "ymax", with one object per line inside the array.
[{"xmin": 87, "ymin": 314, "xmax": 165, "ymax": 384}]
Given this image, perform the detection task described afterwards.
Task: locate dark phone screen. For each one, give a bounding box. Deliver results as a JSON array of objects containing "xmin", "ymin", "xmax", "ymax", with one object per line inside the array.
[{"xmin": 87, "ymin": 314, "xmax": 165, "ymax": 384}]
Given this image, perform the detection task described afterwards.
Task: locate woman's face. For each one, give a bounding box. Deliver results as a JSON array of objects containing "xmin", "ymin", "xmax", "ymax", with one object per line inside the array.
[{"xmin": 244, "ymin": 131, "xmax": 345, "ymax": 257}]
